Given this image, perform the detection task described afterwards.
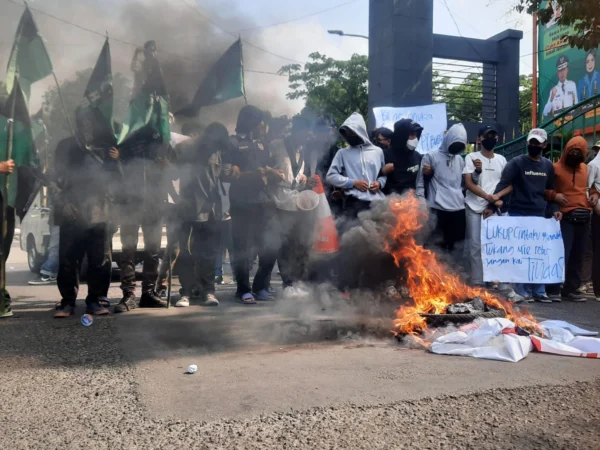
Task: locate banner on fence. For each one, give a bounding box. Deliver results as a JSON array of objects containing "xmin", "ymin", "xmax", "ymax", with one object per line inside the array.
[
  {"xmin": 372, "ymin": 103, "xmax": 447, "ymax": 153},
  {"xmin": 481, "ymin": 216, "xmax": 565, "ymax": 284}
]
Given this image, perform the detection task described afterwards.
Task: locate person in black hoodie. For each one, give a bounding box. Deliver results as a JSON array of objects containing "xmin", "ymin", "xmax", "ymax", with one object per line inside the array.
[
  {"xmin": 225, "ymin": 105, "xmax": 281, "ymax": 304},
  {"xmin": 382, "ymin": 119, "xmax": 424, "ymax": 195}
]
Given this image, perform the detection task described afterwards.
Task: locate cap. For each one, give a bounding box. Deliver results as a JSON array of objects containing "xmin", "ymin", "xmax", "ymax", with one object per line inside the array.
[
  {"xmin": 527, "ymin": 128, "xmax": 548, "ymax": 144},
  {"xmin": 478, "ymin": 125, "xmax": 498, "ymax": 137},
  {"xmin": 593, "ymin": 140, "xmax": 600, "ymax": 150},
  {"xmin": 556, "ymin": 55, "xmax": 569, "ymax": 71}
]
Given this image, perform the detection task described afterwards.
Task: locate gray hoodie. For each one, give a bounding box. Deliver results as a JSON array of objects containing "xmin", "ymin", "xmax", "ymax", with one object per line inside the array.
[
  {"xmin": 416, "ymin": 123, "xmax": 466, "ymax": 211},
  {"xmin": 326, "ymin": 113, "xmax": 386, "ymax": 202}
]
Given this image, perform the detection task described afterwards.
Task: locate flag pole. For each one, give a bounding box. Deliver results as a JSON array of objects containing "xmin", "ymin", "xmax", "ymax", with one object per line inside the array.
[
  {"xmin": 239, "ymin": 37, "xmax": 248, "ymax": 105},
  {"xmin": 532, "ymin": 12, "xmax": 538, "ymax": 129},
  {"xmin": 0, "ymin": 79, "xmax": 17, "ymax": 316},
  {"xmin": 52, "ymin": 72, "xmax": 76, "ymax": 137}
]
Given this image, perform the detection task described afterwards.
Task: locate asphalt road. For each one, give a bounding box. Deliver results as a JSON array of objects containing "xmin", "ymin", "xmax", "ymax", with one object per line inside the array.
[{"xmin": 1, "ymin": 244, "xmax": 599, "ymax": 449}]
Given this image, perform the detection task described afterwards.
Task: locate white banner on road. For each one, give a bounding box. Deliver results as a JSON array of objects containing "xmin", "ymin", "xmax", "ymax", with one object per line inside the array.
[
  {"xmin": 372, "ymin": 103, "xmax": 447, "ymax": 153},
  {"xmin": 481, "ymin": 216, "xmax": 565, "ymax": 284}
]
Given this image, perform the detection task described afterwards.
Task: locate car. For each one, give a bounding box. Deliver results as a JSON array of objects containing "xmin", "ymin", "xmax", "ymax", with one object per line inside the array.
[{"xmin": 20, "ymin": 187, "xmax": 168, "ymax": 274}]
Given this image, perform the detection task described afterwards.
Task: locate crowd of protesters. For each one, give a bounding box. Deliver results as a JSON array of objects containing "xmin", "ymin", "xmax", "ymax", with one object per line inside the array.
[{"xmin": 1, "ymin": 45, "xmax": 600, "ymax": 320}]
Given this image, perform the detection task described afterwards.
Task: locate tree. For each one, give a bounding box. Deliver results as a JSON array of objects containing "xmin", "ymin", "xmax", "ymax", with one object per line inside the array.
[
  {"xmin": 518, "ymin": 74, "xmax": 534, "ymax": 134},
  {"xmin": 434, "ymin": 72, "xmax": 483, "ymax": 123},
  {"xmin": 514, "ymin": 0, "xmax": 600, "ymax": 50},
  {"xmin": 279, "ymin": 52, "xmax": 368, "ymax": 127},
  {"xmin": 42, "ymin": 69, "xmax": 131, "ymax": 150}
]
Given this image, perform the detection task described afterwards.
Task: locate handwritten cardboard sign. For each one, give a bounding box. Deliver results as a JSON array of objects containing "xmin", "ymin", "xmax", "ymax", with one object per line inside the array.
[
  {"xmin": 481, "ymin": 216, "xmax": 565, "ymax": 284},
  {"xmin": 372, "ymin": 103, "xmax": 447, "ymax": 153}
]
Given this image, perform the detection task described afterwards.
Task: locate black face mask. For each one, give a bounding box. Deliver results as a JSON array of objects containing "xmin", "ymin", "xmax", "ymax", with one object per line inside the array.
[
  {"xmin": 528, "ymin": 144, "xmax": 543, "ymax": 157},
  {"xmin": 566, "ymin": 153, "xmax": 584, "ymax": 167},
  {"xmin": 448, "ymin": 143, "xmax": 465, "ymax": 155},
  {"xmin": 481, "ymin": 137, "xmax": 497, "ymax": 151},
  {"xmin": 345, "ymin": 135, "xmax": 363, "ymax": 147}
]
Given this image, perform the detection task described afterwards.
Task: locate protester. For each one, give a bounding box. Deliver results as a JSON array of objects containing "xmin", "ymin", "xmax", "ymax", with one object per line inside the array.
[
  {"xmin": 0, "ymin": 158, "xmax": 15, "ymax": 318},
  {"xmin": 462, "ymin": 126, "xmax": 506, "ymax": 286},
  {"xmin": 587, "ymin": 140, "xmax": 600, "ymax": 301},
  {"xmin": 53, "ymin": 137, "xmax": 119, "ymax": 317},
  {"xmin": 373, "ymin": 127, "xmax": 393, "ymax": 151},
  {"xmin": 226, "ymin": 105, "xmax": 280, "ymax": 305},
  {"xmin": 484, "ymin": 128, "xmax": 560, "ymax": 302},
  {"xmin": 544, "ymin": 137, "xmax": 596, "ymax": 302},
  {"xmin": 155, "ymin": 123, "xmax": 202, "ymax": 296},
  {"xmin": 326, "ymin": 112, "xmax": 386, "ymax": 221},
  {"xmin": 270, "ymin": 117, "xmax": 313, "ymax": 294},
  {"xmin": 113, "ymin": 133, "xmax": 174, "ymax": 313},
  {"xmin": 416, "ymin": 123, "xmax": 467, "ymax": 251},
  {"xmin": 174, "ymin": 123, "xmax": 230, "ymax": 307},
  {"xmin": 382, "ymin": 119, "xmax": 423, "ymax": 196},
  {"xmin": 28, "ymin": 226, "xmax": 59, "ymax": 285}
]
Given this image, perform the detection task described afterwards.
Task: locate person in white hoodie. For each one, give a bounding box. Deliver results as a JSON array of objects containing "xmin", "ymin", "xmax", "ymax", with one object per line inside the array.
[
  {"xmin": 326, "ymin": 112, "xmax": 387, "ymax": 223},
  {"xmin": 416, "ymin": 123, "xmax": 467, "ymax": 251}
]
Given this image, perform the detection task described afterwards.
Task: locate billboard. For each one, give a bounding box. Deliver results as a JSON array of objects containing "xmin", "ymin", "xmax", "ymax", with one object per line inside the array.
[{"xmin": 538, "ymin": 1, "xmax": 599, "ymax": 127}]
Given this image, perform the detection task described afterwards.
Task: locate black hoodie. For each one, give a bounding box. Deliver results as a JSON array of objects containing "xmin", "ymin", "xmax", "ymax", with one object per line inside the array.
[{"xmin": 383, "ymin": 119, "xmax": 423, "ymax": 195}]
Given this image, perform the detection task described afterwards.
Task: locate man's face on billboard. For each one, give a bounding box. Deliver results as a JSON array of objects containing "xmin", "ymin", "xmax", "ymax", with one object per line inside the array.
[{"xmin": 558, "ymin": 67, "xmax": 568, "ymax": 83}]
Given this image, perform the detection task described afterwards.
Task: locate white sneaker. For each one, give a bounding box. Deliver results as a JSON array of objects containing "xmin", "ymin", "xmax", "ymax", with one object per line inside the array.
[
  {"xmin": 176, "ymin": 296, "xmax": 190, "ymax": 307},
  {"xmin": 200, "ymin": 294, "xmax": 219, "ymax": 307}
]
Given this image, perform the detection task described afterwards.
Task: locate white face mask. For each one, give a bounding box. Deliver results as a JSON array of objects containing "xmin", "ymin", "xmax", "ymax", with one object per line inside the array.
[{"xmin": 406, "ymin": 138, "xmax": 419, "ymax": 151}]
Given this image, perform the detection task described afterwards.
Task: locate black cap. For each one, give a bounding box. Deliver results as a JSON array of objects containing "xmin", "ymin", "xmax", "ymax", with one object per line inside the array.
[
  {"xmin": 478, "ymin": 125, "xmax": 498, "ymax": 137},
  {"xmin": 556, "ymin": 55, "xmax": 569, "ymax": 70}
]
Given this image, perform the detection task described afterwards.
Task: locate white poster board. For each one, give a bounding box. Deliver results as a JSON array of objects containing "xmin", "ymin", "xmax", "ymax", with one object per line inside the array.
[
  {"xmin": 372, "ymin": 103, "xmax": 447, "ymax": 153},
  {"xmin": 481, "ymin": 216, "xmax": 565, "ymax": 284}
]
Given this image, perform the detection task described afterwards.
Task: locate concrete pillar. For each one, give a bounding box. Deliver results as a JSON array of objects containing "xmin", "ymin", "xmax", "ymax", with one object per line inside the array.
[
  {"xmin": 491, "ymin": 30, "xmax": 523, "ymax": 141},
  {"xmin": 368, "ymin": 0, "xmax": 434, "ymax": 125}
]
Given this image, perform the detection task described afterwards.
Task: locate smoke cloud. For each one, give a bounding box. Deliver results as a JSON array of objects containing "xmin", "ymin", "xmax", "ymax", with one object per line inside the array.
[{"xmin": 0, "ymin": 0, "xmax": 368, "ymax": 129}]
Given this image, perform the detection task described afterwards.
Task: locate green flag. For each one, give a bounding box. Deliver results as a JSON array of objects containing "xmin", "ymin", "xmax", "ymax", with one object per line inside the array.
[
  {"xmin": 5, "ymin": 6, "xmax": 53, "ymax": 101},
  {"xmin": 75, "ymin": 38, "xmax": 116, "ymax": 148},
  {"xmin": 118, "ymin": 53, "xmax": 170, "ymax": 147},
  {"xmin": 0, "ymin": 79, "xmax": 36, "ymax": 207},
  {"xmin": 177, "ymin": 39, "xmax": 245, "ymax": 116}
]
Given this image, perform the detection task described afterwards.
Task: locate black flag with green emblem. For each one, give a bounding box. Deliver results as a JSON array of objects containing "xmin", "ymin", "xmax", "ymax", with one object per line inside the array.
[
  {"xmin": 5, "ymin": 5, "xmax": 53, "ymax": 102},
  {"xmin": 177, "ymin": 38, "xmax": 245, "ymax": 116},
  {"xmin": 75, "ymin": 38, "xmax": 116, "ymax": 148}
]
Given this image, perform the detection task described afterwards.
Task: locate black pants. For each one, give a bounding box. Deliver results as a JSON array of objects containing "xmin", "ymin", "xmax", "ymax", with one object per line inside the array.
[
  {"xmin": 548, "ymin": 220, "xmax": 588, "ymax": 296},
  {"xmin": 581, "ymin": 224, "xmax": 593, "ymax": 285},
  {"xmin": 591, "ymin": 215, "xmax": 600, "ymax": 296},
  {"xmin": 178, "ymin": 221, "xmax": 219, "ymax": 298},
  {"xmin": 120, "ymin": 215, "xmax": 162, "ymax": 294},
  {"xmin": 278, "ymin": 209, "xmax": 312, "ymax": 288},
  {"xmin": 432, "ymin": 208, "xmax": 466, "ymax": 251},
  {"xmin": 57, "ymin": 223, "xmax": 112, "ymax": 306},
  {"xmin": 0, "ymin": 202, "xmax": 15, "ymax": 309},
  {"xmin": 339, "ymin": 197, "xmax": 371, "ymax": 235},
  {"xmin": 231, "ymin": 203, "xmax": 279, "ymax": 296}
]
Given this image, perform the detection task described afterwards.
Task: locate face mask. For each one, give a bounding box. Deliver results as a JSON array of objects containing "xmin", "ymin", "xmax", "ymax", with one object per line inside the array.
[
  {"xmin": 566, "ymin": 153, "xmax": 584, "ymax": 167},
  {"xmin": 448, "ymin": 143, "xmax": 465, "ymax": 155},
  {"xmin": 527, "ymin": 144, "xmax": 543, "ymax": 157},
  {"xmin": 406, "ymin": 138, "xmax": 419, "ymax": 151},
  {"xmin": 481, "ymin": 137, "xmax": 497, "ymax": 151},
  {"xmin": 345, "ymin": 135, "xmax": 363, "ymax": 147}
]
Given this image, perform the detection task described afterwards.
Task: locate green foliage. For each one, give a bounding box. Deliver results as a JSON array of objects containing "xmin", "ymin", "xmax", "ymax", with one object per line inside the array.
[
  {"xmin": 514, "ymin": 0, "xmax": 600, "ymax": 50},
  {"xmin": 42, "ymin": 69, "xmax": 131, "ymax": 150},
  {"xmin": 434, "ymin": 72, "xmax": 483, "ymax": 122},
  {"xmin": 279, "ymin": 52, "xmax": 368, "ymax": 127},
  {"xmin": 519, "ymin": 74, "xmax": 534, "ymax": 134}
]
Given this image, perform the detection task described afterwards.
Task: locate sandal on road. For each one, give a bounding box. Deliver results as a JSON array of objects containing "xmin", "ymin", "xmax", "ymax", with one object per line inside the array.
[
  {"xmin": 54, "ymin": 304, "xmax": 75, "ymax": 318},
  {"xmin": 85, "ymin": 302, "xmax": 110, "ymax": 316},
  {"xmin": 237, "ymin": 293, "xmax": 256, "ymax": 305}
]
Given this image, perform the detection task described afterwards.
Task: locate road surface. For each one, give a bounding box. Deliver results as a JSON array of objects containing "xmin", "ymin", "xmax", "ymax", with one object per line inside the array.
[{"xmin": 1, "ymin": 243, "xmax": 599, "ymax": 449}]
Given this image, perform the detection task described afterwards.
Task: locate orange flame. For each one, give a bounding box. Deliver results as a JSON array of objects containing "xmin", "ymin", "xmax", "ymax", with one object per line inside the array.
[{"xmin": 387, "ymin": 193, "xmax": 538, "ymax": 341}]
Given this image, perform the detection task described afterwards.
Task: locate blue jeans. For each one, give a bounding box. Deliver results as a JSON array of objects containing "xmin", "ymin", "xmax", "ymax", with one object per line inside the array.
[
  {"xmin": 215, "ymin": 220, "xmax": 233, "ymax": 278},
  {"xmin": 509, "ymin": 212, "xmax": 547, "ymax": 297},
  {"xmin": 40, "ymin": 225, "xmax": 60, "ymax": 277}
]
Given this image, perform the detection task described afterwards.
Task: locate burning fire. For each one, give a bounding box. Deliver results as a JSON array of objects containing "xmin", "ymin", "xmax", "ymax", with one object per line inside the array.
[{"xmin": 387, "ymin": 193, "xmax": 538, "ymax": 342}]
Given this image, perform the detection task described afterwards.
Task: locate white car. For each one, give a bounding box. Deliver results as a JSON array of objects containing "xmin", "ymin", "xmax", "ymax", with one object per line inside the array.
[{"xmin": 20, "ymin": 188, "xmax": 168, "ymax": 273}]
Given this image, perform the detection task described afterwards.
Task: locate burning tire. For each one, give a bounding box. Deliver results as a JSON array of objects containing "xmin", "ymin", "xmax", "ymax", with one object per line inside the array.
[{"xmin": 420, "ymin": 309, "xmax": 506, "ymax": 328}]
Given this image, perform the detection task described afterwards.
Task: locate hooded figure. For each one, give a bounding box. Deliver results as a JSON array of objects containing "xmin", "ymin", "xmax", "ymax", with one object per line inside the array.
[
  {"xmin": 550, "ymin": 136, "xmax": 593, "ymax": 214},
  {"xmin": 416, "ymin": 123, "xmax": 467, "ymax": 212},
  {"xmin": 326, "ymin": 112, "xmax": 386, "ymax": 208},
  {"xmin": 545, "ymin": 136, "xmax": 598, "ymax": 301},
  {"xmin": 383, "ymin": 119, "xmax": 424, "ymax": 195}
]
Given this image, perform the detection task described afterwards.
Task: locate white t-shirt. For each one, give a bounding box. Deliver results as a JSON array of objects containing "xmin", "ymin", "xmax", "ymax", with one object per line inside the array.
[{"xmin": 463, "ymin": 151, "xmax": 507, "ymax": 213}]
